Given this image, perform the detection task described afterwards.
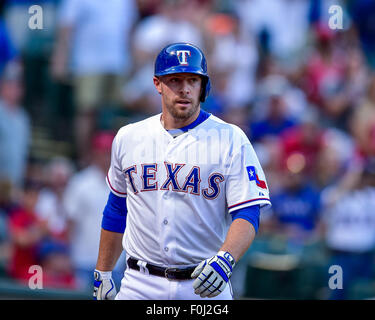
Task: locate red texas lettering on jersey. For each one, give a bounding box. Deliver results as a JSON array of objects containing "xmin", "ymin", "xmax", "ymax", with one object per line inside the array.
[
  {"xmin": 246, "ymin": 166, "xmax": 267, "ymax": 189},
  {"xmin": 122, "ymin": 162, "xmax": 223, "ymax": 199}
]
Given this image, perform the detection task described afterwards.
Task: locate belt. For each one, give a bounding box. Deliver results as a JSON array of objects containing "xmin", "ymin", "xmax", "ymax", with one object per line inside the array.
[{"xmin": 127, "ymin": 257, "xmax": 196, "ymax": 281}]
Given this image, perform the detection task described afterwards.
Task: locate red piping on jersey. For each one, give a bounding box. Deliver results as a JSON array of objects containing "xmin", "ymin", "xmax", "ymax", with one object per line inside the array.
[
  {"xmin": 228, "ymin": 198, "xmax": 270, "ymax": 210},
  {"xmin": 106, "ymin": 175, "xmax": 127, "ymax": 195}
]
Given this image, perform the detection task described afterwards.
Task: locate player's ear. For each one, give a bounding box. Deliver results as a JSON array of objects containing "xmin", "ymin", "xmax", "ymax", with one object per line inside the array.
[{"xmin": 153, "ymin": 76, "xmax": 162, "ymax": 95}]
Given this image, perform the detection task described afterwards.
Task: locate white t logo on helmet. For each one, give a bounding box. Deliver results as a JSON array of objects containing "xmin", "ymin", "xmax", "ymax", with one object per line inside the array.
[{"xmin": 176, "ymin": 50, "xmax": 191, "ymax": 66}]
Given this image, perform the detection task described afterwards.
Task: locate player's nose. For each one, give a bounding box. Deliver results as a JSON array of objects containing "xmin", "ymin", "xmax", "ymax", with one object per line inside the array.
[{"xmin": 179, "ymin": 80, "xmax": 191, "ymax": 95}]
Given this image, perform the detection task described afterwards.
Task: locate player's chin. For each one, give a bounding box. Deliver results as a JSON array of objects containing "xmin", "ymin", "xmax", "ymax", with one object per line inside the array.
[{"xmin": 173, "ymin": 103, "xmax": 197, "ymax": 119}]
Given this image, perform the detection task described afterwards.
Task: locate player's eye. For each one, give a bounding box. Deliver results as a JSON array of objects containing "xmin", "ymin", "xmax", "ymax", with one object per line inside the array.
[
  {"xmin": 189, "ymin": 77, "xmax": 200, "ymax": 84},
  {"xmin": 169, "ymin": 77, "xmax": 180, "ymax": 83}
]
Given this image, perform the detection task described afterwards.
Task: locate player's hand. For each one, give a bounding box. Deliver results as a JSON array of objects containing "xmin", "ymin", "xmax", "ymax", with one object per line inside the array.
[
  {"xmin": 93, "ymin": 270, "xmax": 117, "ymax": 300},
  {"xmin": 191, "ymin": 251, "xmax": 236, "ymax": 298}
]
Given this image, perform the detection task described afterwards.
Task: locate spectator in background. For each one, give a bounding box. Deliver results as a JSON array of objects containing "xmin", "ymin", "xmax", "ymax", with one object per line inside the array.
[
  {"xmin": 314, "ymin": 127, "xmax": 356, "ymax": 189},
  {"xmin": 322, "ymin": 158, "xmax": 375, "ymax": 300},
  {"xmin": 63, "ymin": 131, "xmax": 125, "ymax": 291},
  {"xmin": 4, "ymin": 0, "xmax": 59, "ymax": 126},
  {"xmin": 350, "ymin": 74, "xmax": 375, "ymax": 158},
  {"xmin": 7, "ymin": 180, "xmax": 47, "ymax": 283},
  {"xmin": 51, "ymin": 0, "xmax": 139, "ymax": 165},
  {"xmin": 267, "ymin": 153, "xmax": 322, "ymax": 248},
  {"xmin": 131, "ymin": 0, "xmax": 203, "ymax": 64},
  {"xmin": 249, "ymin": 75, "xmax": 298, "ymax": 142},
  {"xmin": 31, "ymin": 155, "xmax": 79, "ymax": 290},
  {"xmin": 253, "ymin": 72, "xmax": 310, "ymax": 122},
  {"xmin": 7, "ymin": 158, "xmax": 77, "ymax": 290},
  {"xmin": 37, "ymin": 239, "xmax": 77, "ymax": 289},
  {"xmin": 300, "ymin": 25, "xmax": 348, "ymax": 124},
  {"xmin": 199, "ymin": 11, "xmax": 258, "ymax": 130},
  {"xmin": 0, "ymin": 61, "xmax": 30, "ymax": 188},
  {"xmin": 235, "ymin": 0, "xmax": 311, "ymax": 68},
  {"xmin": 338, "ymin": 47, "xmax": 369, "ymax": 121},
  {"xmin": 279, "ymin": 107, "xmax": 325, "ymax": 176},
  {"xmin": 206, "ymin": 12, "xmax": 258, "ymax": 109},
  {"xmin": 34, "ymin": 156, "xmax": 75, "ymax": 244}
]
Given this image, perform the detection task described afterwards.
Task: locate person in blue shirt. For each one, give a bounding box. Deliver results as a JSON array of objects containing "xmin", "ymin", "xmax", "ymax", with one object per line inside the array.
[{"xmin": 269, "ymin": 163, "xmax": 322, "ymax": 245}]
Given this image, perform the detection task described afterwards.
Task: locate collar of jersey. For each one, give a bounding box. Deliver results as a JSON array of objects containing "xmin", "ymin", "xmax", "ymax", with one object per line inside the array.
[{"xmin": 166, "ymin": 109, "xmax": 211, "ymax": 136}]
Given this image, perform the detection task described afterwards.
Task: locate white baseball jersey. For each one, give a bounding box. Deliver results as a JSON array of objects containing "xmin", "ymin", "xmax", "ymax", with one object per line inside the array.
[{"xmin": 106, "ymin": 112, "xmax": 271, "ymax": 267}]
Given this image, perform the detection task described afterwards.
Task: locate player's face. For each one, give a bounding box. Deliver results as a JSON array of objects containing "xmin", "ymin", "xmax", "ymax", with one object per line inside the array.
[{"xmin": 154, "ymin": 73, "xmax": 202, "ymax": 120}]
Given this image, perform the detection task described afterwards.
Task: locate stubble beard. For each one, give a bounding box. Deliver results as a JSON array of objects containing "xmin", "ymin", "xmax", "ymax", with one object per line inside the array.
[{"xmin": 166, "ymin": 99, "xmax": 200, "ymax": 120}]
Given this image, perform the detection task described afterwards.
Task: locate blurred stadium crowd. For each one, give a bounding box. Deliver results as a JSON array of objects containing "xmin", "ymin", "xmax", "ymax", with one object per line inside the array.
[{"xmin": 1, "ymin": 0, "xmax": 375, "ymax": 300}]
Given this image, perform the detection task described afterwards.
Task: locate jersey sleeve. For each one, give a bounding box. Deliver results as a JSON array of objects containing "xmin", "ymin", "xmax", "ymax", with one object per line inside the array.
[
  {"xmin": 106, "ymin": 132, "xmax": 127, "ymax": 197},
  {"xmin": 225, "ymin": 139, "xmax": 271, "ymax": 214}
]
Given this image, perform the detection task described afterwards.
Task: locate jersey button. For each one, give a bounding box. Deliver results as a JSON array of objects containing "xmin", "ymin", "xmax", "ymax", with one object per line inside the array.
[
  {"xmin": 163, "ymin": 219, "xmax": 168, "ymax": 225},
  {"xmin": 164, "ymin": 247, "xmax": 169, "ymax": 252}
]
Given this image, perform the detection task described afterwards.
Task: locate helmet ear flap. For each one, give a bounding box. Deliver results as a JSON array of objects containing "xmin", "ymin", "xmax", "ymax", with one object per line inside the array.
[{"xmin": 200, "ymin": 77, "xmax": 211, "ymax": 102}]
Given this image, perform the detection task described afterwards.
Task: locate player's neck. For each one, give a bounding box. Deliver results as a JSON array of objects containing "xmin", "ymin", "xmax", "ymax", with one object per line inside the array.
[{"xmin": 161, "ymin": 108, "xmax": 201, "ymax": 130}]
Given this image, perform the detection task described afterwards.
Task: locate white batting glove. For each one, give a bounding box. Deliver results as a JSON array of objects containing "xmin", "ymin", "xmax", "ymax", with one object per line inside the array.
[
  {"xmin": 191, "ymin": 251, "xmax": 236, "ymax": 298},
  {"xmin": 93, "ymin": 270, "xmax": 117, "ymax": 300}
]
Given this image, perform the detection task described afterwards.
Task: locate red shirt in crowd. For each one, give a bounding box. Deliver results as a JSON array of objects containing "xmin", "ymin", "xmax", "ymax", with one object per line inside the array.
[{"xmin": 7, "ymin": 207, "xmax": 41, "ymax": 282}]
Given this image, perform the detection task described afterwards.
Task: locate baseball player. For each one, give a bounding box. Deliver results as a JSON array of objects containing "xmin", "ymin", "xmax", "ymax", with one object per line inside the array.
[{"xmin": 93, "ymin": 43, "xmax": 271, "ymax": 300}]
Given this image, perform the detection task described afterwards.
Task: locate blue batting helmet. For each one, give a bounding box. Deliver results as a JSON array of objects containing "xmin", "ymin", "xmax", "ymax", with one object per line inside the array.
[{"xmin": 154, "ymin": 43, "xmax": 211, "ymax": 102}]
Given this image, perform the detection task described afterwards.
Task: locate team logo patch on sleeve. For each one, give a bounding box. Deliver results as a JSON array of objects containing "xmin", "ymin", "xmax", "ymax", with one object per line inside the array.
[{"xmin": 246, "ymin": 166, "xmax": 267, "ymax": 189}]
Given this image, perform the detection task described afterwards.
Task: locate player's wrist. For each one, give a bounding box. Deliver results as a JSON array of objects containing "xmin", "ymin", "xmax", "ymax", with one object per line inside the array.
[
  {"xmin": 192, "ymin": 250, "xmax": 236, "ymax": 298},
  {"xmin": 217, "ymin": 251, "xmax": 236, "ymax": 269},
  {"xmin": 94, "ymin": 269, "xmax": 113, "ymax": 280}
]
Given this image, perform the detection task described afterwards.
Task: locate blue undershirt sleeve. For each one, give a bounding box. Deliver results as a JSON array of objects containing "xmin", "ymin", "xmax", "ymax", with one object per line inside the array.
[
  {"xmin": 230, "ymin": 205, "xmax": 260, "ymax": 233},
  {"xmin": 101, "ymin": 192, "xmax": 127, "ymax": 233}
]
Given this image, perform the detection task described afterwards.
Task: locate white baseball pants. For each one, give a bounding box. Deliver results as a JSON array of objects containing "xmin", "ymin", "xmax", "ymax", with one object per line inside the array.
[{"xmin": 115, "ymin": 267, "xmax": 233, "ymax": 300}]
